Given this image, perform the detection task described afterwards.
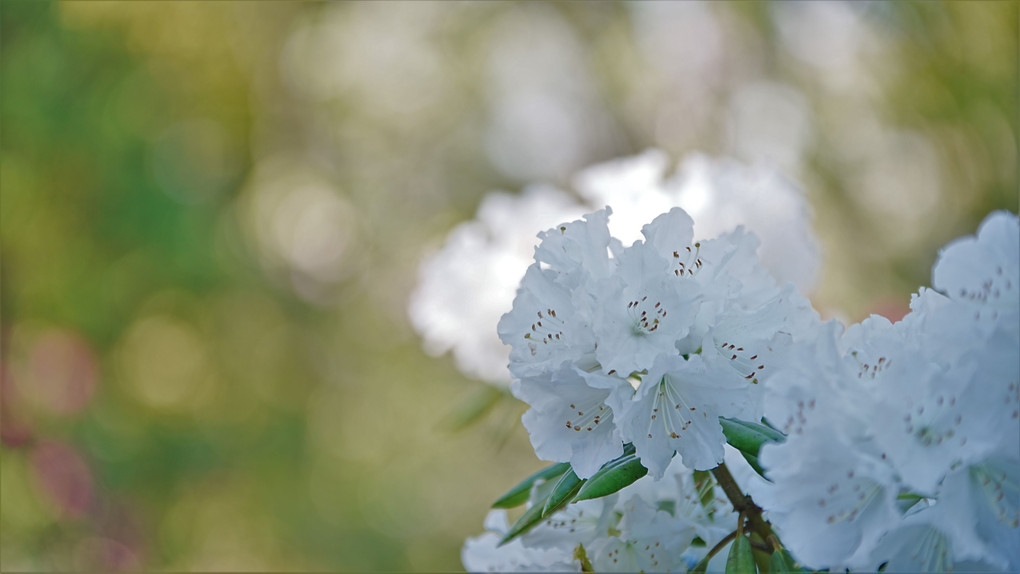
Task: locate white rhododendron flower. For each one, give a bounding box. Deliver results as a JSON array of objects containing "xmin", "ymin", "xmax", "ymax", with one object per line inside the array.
[
  {"xmin": 497, "ymin": 265, "xmax": 597, "ymax": 380},
  {"xmin": 614, "ymin": 353, "xmax": 758, "ymax": 477},
  {"xmin": 589, "ymin": 240, "xmax": 699, "ymax": 376},
  {"xmin": 514, "ymin": 364, "xmax": 627, "ymax": 479}
]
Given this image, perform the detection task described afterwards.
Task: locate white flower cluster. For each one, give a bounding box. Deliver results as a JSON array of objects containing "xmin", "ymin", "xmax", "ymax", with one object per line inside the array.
[
  {"xmin": 757, "ymin": 211, "xmax": 1020, "ymax": 572},
  {"xmin": 462, "ymin": 207, "xmax": 1019, "ymax": 572},
  {"xmin": 498, "ymin": 207, "xmax": 818, "ymax": 480},
  {"xmin": 409, "ymin": 151, "xmax": 820, "ymax": 386}
]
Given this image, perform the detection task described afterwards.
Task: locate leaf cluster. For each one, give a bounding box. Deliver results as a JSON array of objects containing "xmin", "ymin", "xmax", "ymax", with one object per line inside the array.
[{"xmin": 492, "ymin": 418, "xmax": 786, "ymax": 547}]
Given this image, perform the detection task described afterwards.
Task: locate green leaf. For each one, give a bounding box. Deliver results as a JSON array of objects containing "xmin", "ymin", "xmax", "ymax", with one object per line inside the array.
[
  {"xmin": 498, "ymin": 496, "xmax": 549, "ymax": 545},
  {"xmin": 543, "ymin": 469, "xmax": 585, "ymax": 515},
  {"xmin": 726, "ymin": 534, "xmax": 756, "ymax": 574},
  {"xmin": 768, "ymin": 548, "xmax": 801, "ymax": 574},
  {"xmin": 720, "ymin": 418, "xmax": 785, "ymax": 453},
  {"xmin": 499, "ymin": 468, "xmax": 584, "ymax": 546},
  {"xmin": 720, "ymin": 418, "xmax": 785, "ymax": 477},
  {"xmin": 492, "ymin": 462, "xmax": 570, "ymax": 509},
  {"xmin": 574, "ymin": 454, "xmax": 648, "ymax": 501},
  {"xmin": 738, "ymin": 451, "xmax": 767, "ymax": 477},
  {"xmin": 496, "ymin": 443, "xmax": 642, "ymax": 544}
]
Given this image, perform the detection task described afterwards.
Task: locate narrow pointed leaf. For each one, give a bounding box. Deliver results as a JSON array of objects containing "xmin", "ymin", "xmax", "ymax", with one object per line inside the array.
[
  {"xmin": 726, "ymin": 535, "xmax": 756, "ymax": 574},
  {"xmin": 574, "ymin": 454, "xmax": 648, "ymax": 501},
  {"xmin": 738, "ymin": 451, "xmax": 767, "ymax": 477},
  {"xmin": 492, "ymin": 462, "xmax": 570, "ymax": 509},
  {"xmin": 544, "ymin": 469, "xmax": 584, "ymax": 515},
  {"xmin": 500, "ymin": 469, "xmax": 583, "ymax": 546},
  {"xmin": 498, "ymin": 496, "xmax": 549, "ymax": 546}
]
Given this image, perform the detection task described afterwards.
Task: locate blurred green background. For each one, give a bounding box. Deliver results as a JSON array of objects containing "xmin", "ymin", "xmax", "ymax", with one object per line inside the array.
[{"xmin": 1, "ymin": 1, "xmax": 1015, "ymax": 571}]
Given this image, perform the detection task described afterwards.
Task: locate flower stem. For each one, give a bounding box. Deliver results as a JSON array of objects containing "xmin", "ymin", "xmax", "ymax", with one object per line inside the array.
[
  {"xmin": 690, "ymin": 529, "xmax": 739, "ymax": 573},
  {"xmin": 710, "ymin": 462, "xmax": 778, "ymax": 552}
]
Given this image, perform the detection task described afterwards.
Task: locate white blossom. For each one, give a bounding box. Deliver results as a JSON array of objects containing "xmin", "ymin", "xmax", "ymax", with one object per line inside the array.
[
  {"xmin": 589, "ymin": 240, "xmax": 699, "ymax": 377},
  {"xmin": 615, "ymin": 354, "xmax": 758, "ymax": 477},
  {"xmin": 498, "ymin": 265, "xmax": 598, "ymax": 380},
  {"xmin": 515, "ymin": 364, "xmax": 629, "ymax": 479}
]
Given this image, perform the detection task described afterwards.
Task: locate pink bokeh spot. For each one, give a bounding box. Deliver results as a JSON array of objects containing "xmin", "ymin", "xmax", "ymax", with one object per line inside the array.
[
  {"xmin": 29, "ymin": 330, "xmax": 100, "ymax": 415},
  {"xmin": 29, "ymin": 441, "xmax": 94, "ymax": 518}
]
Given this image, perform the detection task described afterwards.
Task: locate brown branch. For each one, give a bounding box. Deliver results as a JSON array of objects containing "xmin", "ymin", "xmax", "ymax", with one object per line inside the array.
[{"xmin": 710, "ymin": 462, "xmax": 778, "ymax": 553}]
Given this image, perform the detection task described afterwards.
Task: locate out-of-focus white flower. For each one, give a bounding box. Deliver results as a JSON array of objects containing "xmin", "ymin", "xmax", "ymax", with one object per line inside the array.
[
  {"xmin": 936, "ymin": 456, "xmax": 1020, "ymax": 569},
  {"xmin": 869, "ymin": 518, "xmax": 962, "ymax": 573},
  {"xmin": 672, "ymin": 155, "xmax": 821, "ymax": 292},
  {"xmin": 409, "ymin": 186, "xmax": 584, "ymax": 383},
  {"xmin": 759, "ymin": 425, "xmax": 902, "ymax": 571},
  {"xmin": 572, "ymin": 150, "xmax": 677, "ymax": 246}
]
